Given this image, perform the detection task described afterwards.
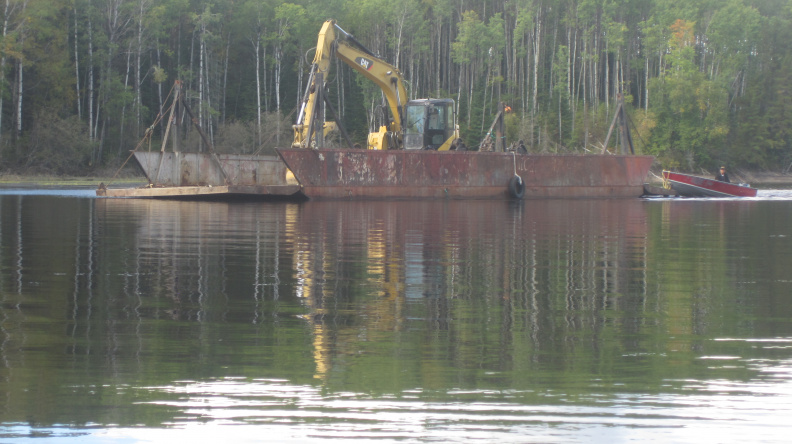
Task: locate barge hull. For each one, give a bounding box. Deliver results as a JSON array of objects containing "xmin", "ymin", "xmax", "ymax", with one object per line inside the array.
[
  {"xmin": 99, "ymin": 151, "xmax": 300, "ymax": 198},
  {"xmin": 133, "ymin": 151, "xmax": 293, "ymax": 187},
  {"xmin": 277, "ymin": 148, "xmax": 654, "ymax": 200}
]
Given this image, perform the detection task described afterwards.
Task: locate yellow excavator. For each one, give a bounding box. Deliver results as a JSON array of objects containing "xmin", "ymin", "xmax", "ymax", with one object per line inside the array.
[{"xmin": 292, "ymin": 20, "xmax": 460, "ymax": 151}]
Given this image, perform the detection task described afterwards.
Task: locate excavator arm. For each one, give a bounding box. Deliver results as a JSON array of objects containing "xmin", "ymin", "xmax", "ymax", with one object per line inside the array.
[{"xmin": 293, "ymin": 20, "xmax": 408, "ymax": 149}]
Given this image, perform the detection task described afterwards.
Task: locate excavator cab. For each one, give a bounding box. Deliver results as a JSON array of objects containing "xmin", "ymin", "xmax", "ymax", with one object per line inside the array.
[{"xmin": 403, "ymin": 99, "xmax": 457, "ymax": 150}]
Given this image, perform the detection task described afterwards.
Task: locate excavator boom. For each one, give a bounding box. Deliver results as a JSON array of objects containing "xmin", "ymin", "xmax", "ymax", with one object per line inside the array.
[
  {"xmin": 293, "ymin": 20, "xmax": 458, "ymax": 151},
  {"xmin": 294, "ymin": 20, "xmax": 408, "ymax": 149}
]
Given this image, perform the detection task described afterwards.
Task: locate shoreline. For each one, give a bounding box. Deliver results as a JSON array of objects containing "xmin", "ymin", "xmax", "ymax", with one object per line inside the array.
[
  {"xmin": 2, "ymin": 169, "xmax": 791, "ymax": 189},
  {"xmin": 0, "ymin": 169, "xmax": 146, "ymax": 188}
]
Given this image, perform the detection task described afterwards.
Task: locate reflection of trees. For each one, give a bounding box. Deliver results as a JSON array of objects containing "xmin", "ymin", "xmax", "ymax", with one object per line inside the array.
[
  {"xmin": 1, "ymin": 194, "xmax": 790, "ymax": 427},
  {"xmin": 0, "ymin": 197, "xmax": 312, "ymax": 426}
]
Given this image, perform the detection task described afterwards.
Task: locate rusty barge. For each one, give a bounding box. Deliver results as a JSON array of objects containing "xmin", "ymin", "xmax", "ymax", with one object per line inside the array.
[{"xmin": 277, "ymin": 148, "xmax": 654, "ymax": 200}]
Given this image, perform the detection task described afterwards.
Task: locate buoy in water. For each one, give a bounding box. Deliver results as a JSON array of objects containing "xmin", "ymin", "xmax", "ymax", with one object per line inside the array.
[{"xmin": 508, "ymin": 174, "xmax": 525, "ymax": 199}]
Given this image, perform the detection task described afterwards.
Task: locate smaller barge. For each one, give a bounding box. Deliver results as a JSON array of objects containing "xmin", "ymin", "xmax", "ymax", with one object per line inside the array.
[
  {"xmin": 98, "ymin": 151, "xmax": 300, "ymax": 199},
  {"xmin": 97, "ymin": 81, "xmax": 300, "ymax": 199}
]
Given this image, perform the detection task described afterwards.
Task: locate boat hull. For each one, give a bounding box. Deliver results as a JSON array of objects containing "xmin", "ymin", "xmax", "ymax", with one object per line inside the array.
[
  {"xmin": 277, "ymin": 148, "xmax": 654, "ymax": 200},
  {"xmin": 662, "ymin": 171, "xmax": 757, "ymax": 197}
]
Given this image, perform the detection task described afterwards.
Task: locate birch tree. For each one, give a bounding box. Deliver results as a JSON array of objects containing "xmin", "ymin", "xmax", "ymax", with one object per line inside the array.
[{"xmin": 0, "ymin": 0, "xmax": 24, "ymax": 144}]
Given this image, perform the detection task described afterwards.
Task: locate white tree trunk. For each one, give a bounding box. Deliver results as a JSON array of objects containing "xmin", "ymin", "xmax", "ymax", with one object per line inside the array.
[
  {"xmin": 275, "ymin": 45, "xmax": 281, "ymax": 114},
  {"xmin": 204, "ymin": 43, "xmax": 213, "ymax": 145},
  {"xmin": 604, "ymin": 51, "xmax": 609, "ymax": 113},
  {"xmin": 73, "ymin": 5, "xmax": 81, "ymax": 120},
  {"xmin": 254, "ymin": 33, "xmax": 262, "ymax": 147},
  {"xmin": 645, "ymin": 56, "xmax": 649, "ymax": 111},
  {"xmin": 0, "ymin": 0, "xmax": 11, "ymax": 142},
  {"xmin": 119, "ymin": 41, "xmax": 132, "ymax": 154},
  {"xmin": 467, "ymin": 64, "xmax": 473, "ymax": 124},
  {"xmin": 532, "ymin": 15, "xmax": 541, "ymax": 118},
  {"xmin": 203, "ymin": 39, "xmax": 214, "ymax": 144},
  {"xmin": 16, "ymin": 55, "xmax": 22, "ymax": 137},
  {"xmin": 88, "ymin": 6, "xmax": 95, "ymax": 141},
  {"xmin": 481, "ymin": 63, "xmax": 489, "ymax": 132},
  {"xmin": 275, "ymin": 42, "xmax": 282, "ymax": 142},
  {"xmin": 199, "ymin": 31, "xmax": 204, "ymax": 150},
  {"xmin": 593, "ymin": 32, "xmax": 599, "ymax": 109},
  {"xmin": 583, "ymin": 38, "xmax": 588, "ymax": 150},
  {"xmin": 135, "ymin": 0, "xmax": 147, "ymax": 138},
  {"xmin": 14, "ymin": 0, "xmax": 28, "ymax": 140},
  {"xmin": 222, "ymin": 36, "xmax": 229, "ymax": 125}
]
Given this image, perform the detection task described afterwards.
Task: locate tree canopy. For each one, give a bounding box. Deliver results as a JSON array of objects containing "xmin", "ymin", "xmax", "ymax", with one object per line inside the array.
[{"xmin": 0, "ymin": 0, "xmax": 790, "ymax": 174}]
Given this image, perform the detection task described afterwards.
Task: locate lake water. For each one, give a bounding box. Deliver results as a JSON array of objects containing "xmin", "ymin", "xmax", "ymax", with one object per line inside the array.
[{"xmin": 1, "ymin": 189, "xmax": 792, "ymax": 443}]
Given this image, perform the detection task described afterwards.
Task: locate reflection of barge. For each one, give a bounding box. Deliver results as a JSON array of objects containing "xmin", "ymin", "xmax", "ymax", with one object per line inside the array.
[
  {"xmin": 277, "ymin": 149, "xmax": 654, "ymax": 200},
  {"xmin": 662, "ymin": 171, "xmax": 757, "ymax": 197}
]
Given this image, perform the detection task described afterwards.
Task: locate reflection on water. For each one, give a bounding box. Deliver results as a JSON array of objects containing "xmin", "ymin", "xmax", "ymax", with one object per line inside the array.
[{"xmin": 0, "ymin": 193, "xmax": 792, "ymax": 442}]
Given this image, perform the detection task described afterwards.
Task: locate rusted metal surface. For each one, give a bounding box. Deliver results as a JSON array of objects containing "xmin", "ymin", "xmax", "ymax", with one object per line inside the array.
[
  {"xmin": 134, "ymin": 152, "xmax": 295, "ymax": 187},
  {"xmin": 277, "ymin": 148, "xmax": 654, "ymax": 200}
]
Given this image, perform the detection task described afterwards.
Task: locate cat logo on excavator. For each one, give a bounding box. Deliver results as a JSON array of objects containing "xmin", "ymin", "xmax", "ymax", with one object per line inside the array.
[{"xmin": 355, "ymin": 57, "xmax": 373, "ymax": 71}]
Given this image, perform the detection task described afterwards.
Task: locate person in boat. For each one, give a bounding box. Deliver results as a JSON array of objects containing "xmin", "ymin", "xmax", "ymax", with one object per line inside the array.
[{"xmin": 716, "ymin": 166, "xmax": 730, "ymax": 183}]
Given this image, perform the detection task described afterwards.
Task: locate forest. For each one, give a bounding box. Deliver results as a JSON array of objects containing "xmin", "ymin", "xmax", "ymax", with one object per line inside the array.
[{"xmin": 0, "ymin": 0, "xmax": 790, "ymax": 175}]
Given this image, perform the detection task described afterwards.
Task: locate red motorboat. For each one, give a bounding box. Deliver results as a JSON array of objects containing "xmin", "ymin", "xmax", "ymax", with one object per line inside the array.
[{"xmin": 662, "ymin": 171, "xmax": 757, "ymax": 197}]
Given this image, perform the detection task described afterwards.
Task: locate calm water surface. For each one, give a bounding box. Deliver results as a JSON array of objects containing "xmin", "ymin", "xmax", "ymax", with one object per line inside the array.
[{"xmin": 1, "ymin": 189, "xmax": 792, "ymax": 443}]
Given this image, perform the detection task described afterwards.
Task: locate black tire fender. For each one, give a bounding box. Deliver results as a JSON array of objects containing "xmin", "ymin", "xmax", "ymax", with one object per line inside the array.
[{"xmin": 508, "ymin": 174, "xmax": 525, "ymax": 199}]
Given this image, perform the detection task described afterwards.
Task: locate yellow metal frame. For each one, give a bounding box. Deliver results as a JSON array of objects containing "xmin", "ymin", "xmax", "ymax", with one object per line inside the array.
[{"xmin": 294, "ymin": 20, "xmax": 408, "ymax": 150}]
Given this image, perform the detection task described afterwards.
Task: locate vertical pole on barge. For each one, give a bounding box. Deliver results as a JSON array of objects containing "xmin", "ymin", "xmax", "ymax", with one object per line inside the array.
[
  {"xmin": 617, "ymin": 97, "xmax": 635, "ymax": 155},
  {"xmin": 153, "ymin": 81, "xmax": 180, "ymax": 185},
  {"xmin": 179, "ymin": 91, "xmax": 231, "ymax": 185},
  {"xmin": 602, "ymin": 93, "xmax": 634, "ymax": 155},
  {"xmin": 495, "ymin": 101, "xmax": 506, "ymax": 152}
]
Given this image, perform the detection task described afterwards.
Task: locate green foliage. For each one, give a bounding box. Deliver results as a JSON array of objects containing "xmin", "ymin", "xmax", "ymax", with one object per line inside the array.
[
  {"xmin": 16, "ymin": 109, "xmax": 94, "ymax": 175},
  {"xmin": 729, "ymin": 12, "xmax": 792, "ymax": 169},
  {"xmin": 0, "ymin": 0, "xmax": 788, "ymax": 172},
  {"xmin": 153, "ymin": 66, "xmax": 168, "ymax": 84}
]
